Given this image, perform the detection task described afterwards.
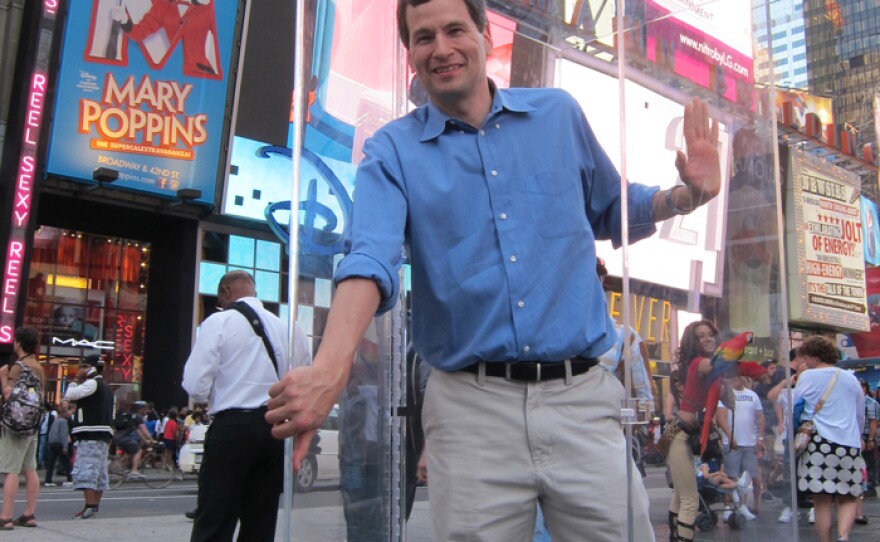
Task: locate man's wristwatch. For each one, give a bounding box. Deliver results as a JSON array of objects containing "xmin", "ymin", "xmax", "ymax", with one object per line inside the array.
[{"xmin": 665, "ymin": 185, "xmax": 694, "ymax": 215}]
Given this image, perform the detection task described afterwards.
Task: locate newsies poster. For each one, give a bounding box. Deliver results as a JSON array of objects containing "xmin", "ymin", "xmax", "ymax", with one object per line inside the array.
[
  {"xmin": 45, "ymin": 0, "xmax": 237, "ymax": 203},
  {"xmin": 785, "ymin": 149, "xmax": 870, "ymax": 332}
]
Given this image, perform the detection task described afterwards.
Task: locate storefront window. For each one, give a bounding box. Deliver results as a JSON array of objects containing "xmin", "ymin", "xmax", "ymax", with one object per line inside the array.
[{"xmin": 24, "ymin": 226, "xmax": 149, "ymax": 403}]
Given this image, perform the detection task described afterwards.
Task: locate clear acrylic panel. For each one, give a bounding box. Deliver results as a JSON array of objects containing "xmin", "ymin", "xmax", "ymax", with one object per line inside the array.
[
  {"xmin": 280, "ymin": 1, "xmax": 820, "ymax": 541},
  {"xmin": 614, "ymin": 0, "xmax": 795, "ymax": 540},
  {"xmin": 284, "ymin": 0, "xmax": 406, "ymax": 541}
]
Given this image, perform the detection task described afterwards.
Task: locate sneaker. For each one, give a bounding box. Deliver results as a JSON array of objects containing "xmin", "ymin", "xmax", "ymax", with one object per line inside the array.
[
  {"xmin": 62, "ymin": 481, "xmax": 74, "ymax": 487},
  {"xmin": 128, "ymin": 472, "xmax": 145, "ymax": 480},
  {"xmin": 43, "ymin": 482, "xmax": 55, "ymax": 487},
  {"xmin": 722, "ymin": 510, "xmax": 732, "ymax": 521},
  {"xmin": 778, "ymin": 507, "xmax": 793, "ymax": 523},
  {"xmin": 80, "ymin": 507, "xmax": 98, "ymax": 519},
  {"xmin": 808, "ymin": 507, "xmax": 815, "ymax": 524},
  {"xmin": 762, "ymin": 491, "xmax": 777, "ymax": 503},
  {"xmin": 739, "ymin": 505, "xmax": 757, "ymax": 521}
]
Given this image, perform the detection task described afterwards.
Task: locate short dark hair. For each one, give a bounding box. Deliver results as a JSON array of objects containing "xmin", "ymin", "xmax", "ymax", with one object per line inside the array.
[
  {"xmin": 218, "ymin": 270, "xmax": 255, "ymax": 294},
  {"xmin": 797, "ymin": 335, "xmax": 839, "ymax": 365},
  {"xmin": 596, "ymin": 257, "xmax": 608, "ymax": 277},
  {"xmin": 396, "ymin": 0, "xmax": 487, "ymax": 48},
  {"xmin": 14, "ymin": 326, "xmax": 38, "ymax": 354}
]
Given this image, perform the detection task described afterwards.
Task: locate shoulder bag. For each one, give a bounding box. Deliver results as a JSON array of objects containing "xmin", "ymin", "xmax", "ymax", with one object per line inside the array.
[
  {"xmin": 793, "ymin": 369, "xmax": 840, "ymax": 456},
  {"xmin": 228, "ymin": 301, "xmax": 279, "ymax": 376}
]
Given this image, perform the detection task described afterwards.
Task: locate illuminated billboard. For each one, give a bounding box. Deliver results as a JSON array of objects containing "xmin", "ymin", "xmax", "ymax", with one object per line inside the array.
[
  {"xmin": 645, "ymin": 0, "xmax": 754, "ymax": 105},
  {"xmin": 862, "ymin": 196, "xmax": 880, "ymax": 266},
  {"xmin": 558, "ymin": 59, "xmax": 731, "ymax": 296},
  {"xmin": 776, "ymin": 89, "xmax": 834, "ymax": 131},
  {"xmin": 44, "ymin": 0, "xmax": 238, "ymax": 203},
  {"xmin": 1, "ymin": 1, "xmax": 59, "ymax": 344},
  {"xmin": 786, "ymin": 149, "xmax": 869, "ymax": 332}
]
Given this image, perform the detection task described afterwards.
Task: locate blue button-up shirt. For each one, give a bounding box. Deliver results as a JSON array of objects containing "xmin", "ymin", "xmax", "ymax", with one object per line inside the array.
[{"xmin": 335, "ymin": 85, "xmax": 659, "ymax": 371}]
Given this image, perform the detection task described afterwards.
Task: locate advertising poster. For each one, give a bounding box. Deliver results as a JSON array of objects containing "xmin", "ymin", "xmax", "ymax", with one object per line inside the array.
[
  {"xmin": 558, "ymin": 59, "xmax": 731, "ymax": 296},
  {"xmin": 777, "ymin": 89, "xmax": 834, "ymax": 132},
  {"xmin": 45, "ymin": 0, "xmax": 238, "ymax": 203},
  {"xmin": 861, "ymin": 196, "xmax": 880, "ymax": 266},
  {"xmin": 786, "ymin": 150, "xmax": 870, "ymax": 332},
  {"xmin": 849, "ymin": 266, "xmax": 880, "ymax": 357},
  {"xmin": 645, "ymin": 0, "xmax": 754, "ymax": 105}
]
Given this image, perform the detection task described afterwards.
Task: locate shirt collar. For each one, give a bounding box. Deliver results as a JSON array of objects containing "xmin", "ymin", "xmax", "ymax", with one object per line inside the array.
[{"xmin": 419, "ymin": 80, "xmax": 536, "ymax": 142}]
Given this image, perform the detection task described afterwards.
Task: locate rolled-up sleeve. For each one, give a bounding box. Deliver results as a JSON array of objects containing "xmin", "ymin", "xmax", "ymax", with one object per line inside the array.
[{"xmin": 334, "ymin": 132, "xmax": 407, "ymax": 315}]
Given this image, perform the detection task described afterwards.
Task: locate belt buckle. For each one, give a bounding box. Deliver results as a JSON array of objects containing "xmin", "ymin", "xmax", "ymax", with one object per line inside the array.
[{"xmin": 504, "ymin": 363, "xmax": 513, "ymax": 381}]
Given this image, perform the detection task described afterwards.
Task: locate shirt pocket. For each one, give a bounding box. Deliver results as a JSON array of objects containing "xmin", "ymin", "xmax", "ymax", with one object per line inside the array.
[{"xmin": 523, "ymin": 169, "xmax": 586, "ymax": 238}]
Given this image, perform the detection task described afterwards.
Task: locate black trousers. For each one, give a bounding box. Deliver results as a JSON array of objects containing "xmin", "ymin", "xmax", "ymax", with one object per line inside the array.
[
  {"xmin": 190, "ymin": 409, "xmax": 283, "ymax": 542},
  {"xmin": 44, "ymin": 443, "xmax": 73, "ymax": 484}
]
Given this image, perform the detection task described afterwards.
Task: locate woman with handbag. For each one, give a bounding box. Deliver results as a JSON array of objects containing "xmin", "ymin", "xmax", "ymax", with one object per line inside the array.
[
  {"xmin": 665, "ymin": 320, "xmax": 718, "ymax": 542},
  {"xmin": 792, "ymin": 336, "xmax": 865, "ymax": 542}
]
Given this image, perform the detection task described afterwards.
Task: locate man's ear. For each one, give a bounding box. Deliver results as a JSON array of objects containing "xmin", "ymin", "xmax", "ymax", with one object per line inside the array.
[{"xmin": 482, "ymin": 26, "xmax": 493, "ymax": 57}]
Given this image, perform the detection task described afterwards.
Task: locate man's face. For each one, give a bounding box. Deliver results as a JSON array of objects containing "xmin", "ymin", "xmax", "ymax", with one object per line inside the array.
[{"xmin": 405, "ymin": 0, "xmax": 491, "ymax": 113}]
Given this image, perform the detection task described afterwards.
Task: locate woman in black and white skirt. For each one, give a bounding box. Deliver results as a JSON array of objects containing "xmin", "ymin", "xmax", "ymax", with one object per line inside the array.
[{"xmin": 793, "ymin": 336, "xmax": 865, "ymax": 542}]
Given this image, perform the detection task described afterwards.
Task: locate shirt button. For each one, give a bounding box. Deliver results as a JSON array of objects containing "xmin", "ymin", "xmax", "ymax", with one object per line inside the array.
[
  {"xmin": 495, "ymin": 123, "xmax": 501, "ymax": 129},
  {"xmin": 479, "ymin": 129, "xmax": 486, "ymax": 136},
  {"xmin": 491, "ymin": 170, "xmax": 498, "ymax": 176},
  {"xmin": 500, "ymin": 213, "xmax": 508, "ymax": 220},
  {"xmin": 524, "ymin": 345, "xmax": 531, "ymax": 352},
  {"xmin": 517, "ymin": 300, "xmax": 525, "ymax": 308},
  {"xmin": 510, "ymin": 255, "xmax": 517, "ymax": 263}
]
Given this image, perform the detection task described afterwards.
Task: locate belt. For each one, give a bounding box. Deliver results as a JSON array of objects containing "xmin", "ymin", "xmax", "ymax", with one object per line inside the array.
[
  {"xmin": 458, "ymin": 357, "xmax": 598, "ymax": 382},
  {"xmin": 213, "ymin": 406, "xmax": 267, "ymax": 418}
]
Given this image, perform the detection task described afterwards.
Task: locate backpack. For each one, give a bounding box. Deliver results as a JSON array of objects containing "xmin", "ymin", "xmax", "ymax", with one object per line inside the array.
[
  {"xmin": 113, "ymin": 410, "xmax": 134, "ymax": 431},
  {"xmin": 0, "ymin": 362, "xmax": 45, "ymax": 436}
]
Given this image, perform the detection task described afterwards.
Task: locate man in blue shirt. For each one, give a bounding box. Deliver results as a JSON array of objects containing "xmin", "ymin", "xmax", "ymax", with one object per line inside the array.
[{"xmin": 267, "ymin": 0, "xmax": 720, "ymax": 540}]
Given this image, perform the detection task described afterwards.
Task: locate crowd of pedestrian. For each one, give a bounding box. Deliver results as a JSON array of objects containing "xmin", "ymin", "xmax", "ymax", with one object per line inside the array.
[{"xmin": 662, "ymin": 332, "xmax": 879, "ymax": 542}]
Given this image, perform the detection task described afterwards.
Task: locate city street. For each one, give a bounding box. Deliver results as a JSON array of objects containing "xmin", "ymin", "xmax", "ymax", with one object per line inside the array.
[{"xmin": 8, "ymin": 466, "xmax": 876, "ymax": 540}]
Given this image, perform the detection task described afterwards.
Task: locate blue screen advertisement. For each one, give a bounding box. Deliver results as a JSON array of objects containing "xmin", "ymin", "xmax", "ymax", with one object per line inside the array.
[
  {"xmin": 862, "ymin": 196, "xmax": 880, "ymax": 266},
  {"xmin": 45, "ymin": 0, "xmax": 237, "ymax": 203}
]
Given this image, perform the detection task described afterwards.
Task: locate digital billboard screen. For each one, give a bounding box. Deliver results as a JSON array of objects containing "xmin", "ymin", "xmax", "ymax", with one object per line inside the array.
[
  {"xmin": 645, "ymin": 0, "xmax": 754, "ymax": 105},
  {"xmin": 45, "ymin": 0, "xmax": 238, "ymax": 203}
]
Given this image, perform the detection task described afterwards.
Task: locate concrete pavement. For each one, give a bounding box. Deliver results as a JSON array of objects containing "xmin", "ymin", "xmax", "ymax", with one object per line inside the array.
[{"xmin": 7, "ymin": 476, "xmax": 880, "ymax": 540}]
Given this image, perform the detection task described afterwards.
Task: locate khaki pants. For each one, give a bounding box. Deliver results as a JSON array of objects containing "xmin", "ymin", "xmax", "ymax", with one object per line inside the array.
[
  {"xmin": 423, "ymin": 366, "xmax": 654, "ymax": 542},
  {"xmin": 666, "ymin": 429, "xmax": 698, "ymax": 539}
]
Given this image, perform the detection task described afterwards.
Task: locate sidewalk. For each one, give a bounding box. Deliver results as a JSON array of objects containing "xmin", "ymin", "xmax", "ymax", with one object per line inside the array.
[
  {"xmin": 9, "ymin": 492, "xmax": 880, "ymax": 541},
  {"xmin": 13, "ymin": 504, "xmax": 426, "ymax": 541}
]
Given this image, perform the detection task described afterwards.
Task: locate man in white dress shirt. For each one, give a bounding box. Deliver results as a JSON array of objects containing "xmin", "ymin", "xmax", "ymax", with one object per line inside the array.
[{"xmin": 182, "ymin": 270, "xmax": 310, "ymax": 542}]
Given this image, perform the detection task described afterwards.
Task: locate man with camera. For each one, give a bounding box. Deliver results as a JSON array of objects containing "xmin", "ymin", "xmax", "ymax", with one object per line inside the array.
[{"xmin": 64, "ymin": 355, "xmax": 113, "ymax": 519}]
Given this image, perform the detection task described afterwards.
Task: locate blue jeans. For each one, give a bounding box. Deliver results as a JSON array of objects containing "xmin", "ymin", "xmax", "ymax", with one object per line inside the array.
[{"xmin": 534, "ymin": 505, "xmax": 551, "ymax": 542}]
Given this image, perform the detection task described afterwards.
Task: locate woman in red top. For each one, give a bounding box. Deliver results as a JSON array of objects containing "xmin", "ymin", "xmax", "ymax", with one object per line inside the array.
[
  {"xmin": 162, "ymin": 408, "xmax": 179, "ymax": 470},
  {"xmin": 666, "ymin": 320, "xmax": 717, "ymax": 542}
]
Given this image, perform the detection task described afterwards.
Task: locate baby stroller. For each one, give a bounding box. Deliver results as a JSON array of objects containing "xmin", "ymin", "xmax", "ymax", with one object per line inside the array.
[
  {"xmin": 695, "ymin": 466, "xmax": 745, "ymax": 532},
  {"xmin": 693, "ymin": 426, "xmax": 749, "ymax": 532}
]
